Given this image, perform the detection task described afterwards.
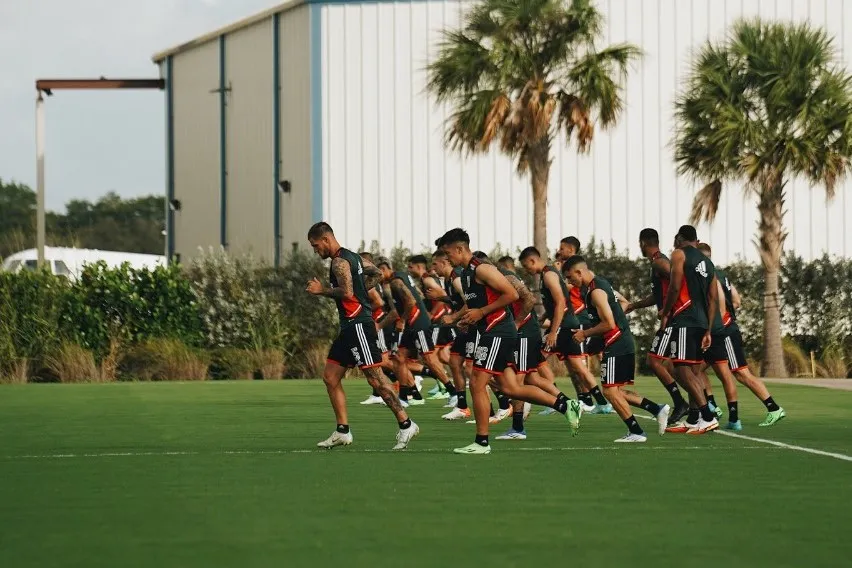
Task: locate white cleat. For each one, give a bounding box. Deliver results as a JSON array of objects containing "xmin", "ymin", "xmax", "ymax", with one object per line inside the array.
[
  {"xmin": 522, "ymin": 402, "xmax": 532, "ymax": 421},
  {"xmin": 495, "ymin": 428, "xmax": 527, "ymax": 440},
  {"xmin": 656, "ymin": 404, "xmax": 671, "ymax": 435},
  {"xmin": 407, "ymin": 398, "xmax": 426, "ymax": 406},
  {"xmin": 614, "ymin": 433, "xmax": 647, "ymax": 443},
  {"xmin": 442, "ymin": 407, "xmax": 471, "ymax": 420},
  {"xmin": 687, "ymin": 417, "xmax": 719, "ymax": 435},
  {"xmin": 392, "ymin": 421, "xmax": 420, "ymax": 450},
  {"xmin": 537, "ymin": 407, "xmax": 557, "ymax": 416},
  {"xmin": 444, "ymin": 395, "xmax": 458, "ymax": 408},
  {"xmin": 360, "ymin": 395, "xmax": 385, "ymax": 406},
  {"xmin": 579, "ymin": 401, "xmax": 596, "ymax": 414},
  {"xmin": 317, "ymin": 430, "xmax": 353, "ymax": 449},
  {"xmin": 489, "ymin": 407, "xmax": 512, "ymax": 424},
  {"xmin": 398, "ymin": 397, "xmax": 410, "ymax": 408},
  {"xmin": 414, "ymin": 376, "xmax": 424, "ymax": 392}
]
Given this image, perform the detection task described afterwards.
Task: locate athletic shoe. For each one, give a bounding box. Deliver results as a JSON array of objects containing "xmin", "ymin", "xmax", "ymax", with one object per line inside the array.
[
  {"xmin": 565, "ymin": 400, "xmax": 582, "ymax": 436},
  {"xmin": 495, "ymin": 428, "xmax": 527, "ymax": 440},
  {"xmin": 398, "ymin": 397, "xmax": 410, "ymax": 408},
  {"xmin": 360, "ymin": 395, "xmax": 385, "ymax": 406},
  {"xmin": 665, "ymin": 421, "xmax": 690, "ymax": 434},
  {"xmin": 442, "ymin": 407, "xmax": 471, "ymax": 421},
  {"xmin": 709, "ymin": 400, "xmax": 724, "ymax": 418},
  {"xmin": 407, "ymin": 398, "xmax": 426, "ymax": 406},
  {"xmin": 579, "ymin": 401, "xmax": 596, "ymax": 414},
  {"xmin": 686, "ymin": 417, "xmax": 719, "ymax": 435},
  {"xmin": 759, "ymin": 408, "xmax": 786, "ymax": 427},
  {"xmin": 614, "ymin": 433, "xmax": 647, "ymax": 443},
  {"xmin": 453, "ymin": 443, "xmax": 491, "ymax": 455},
  {"xmin": 392, "ymin": 421, "xmax": 420, "ymax": 450},
  {"xmin": 522, "ymin": 402, "xmax": 532, "ymax": 421},
  {"xmin": 538, "ymin": 407, "xmax": 557, "ymax": 416},
  {"xmin": 656, "ymin": 404, "xmax": 671, "ymax": 436},
  {"xmin": 427, "ymin": 383, "xmax": 442, "ymax": 396},
  {"xmin": 590, "ymin": 403, "xmax": 613, "ymax": 415},
  {"xmin": 414, "ymin": 376, "xmax": 424, "ymax": 392},
  {"xmin": 465, "ymin": 419, "xmax": 477, "ymax": 424},
  {"xmin": 489, "ymin": 407, "xmax": 512, "ymax": 424},
  {"xmin": 669, "ymin": 403, "xmax": 690, "ymax": 425},
  {"xmin": 317, "ymin": 431, "xmax": 353, "ymax": 449},
  {"xmin": 428, "ymin": 391, "xmax": 450, "ymax": 400},
  {"xmin": 725, "ymin": 420, "xmax": 743, "ymax": 431},
  {"xmin": 443, "ymin": 395, "xmax": 458, "ymax": 408}
]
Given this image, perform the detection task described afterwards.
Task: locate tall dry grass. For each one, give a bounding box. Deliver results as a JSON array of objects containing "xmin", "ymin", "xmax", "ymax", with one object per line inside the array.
[{"xmin": 45, "ymin": 343, "xmax": 100, "ymax": 383}]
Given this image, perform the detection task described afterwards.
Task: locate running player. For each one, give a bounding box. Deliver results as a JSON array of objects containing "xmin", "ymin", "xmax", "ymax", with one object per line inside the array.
[
  {"xmin": 438, "ymin": 228, "xmax": 582, "ymax": 454},
  {"xmin": 659, "ymin": 225, "xmax": 720, "ymax": 434},
  {"xmin": 624, "ymin": 228, "xmax": 690, "ymax": 423},
  {"xmin": 305, "ymin": 222, "xmax": 419, "ymax": 449},
  {"xmin": 563, "ymin": 256, "xmax": 671, "ymax": 442}
]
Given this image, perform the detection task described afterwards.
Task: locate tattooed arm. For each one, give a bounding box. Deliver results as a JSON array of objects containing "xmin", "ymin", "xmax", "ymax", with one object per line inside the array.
[
  {"xmin": 361, "ymin": 259, "xmax": 383, "ymax": 290},
  {"xmin": 389, "ymin": 278, "xmax": 418, "ymax": 325},
  {"xmin": 306, "ymin": 257, "xmax": 352, "ymax": 299},
  {"xmin": 505, "ymin": 273, "xmax": 535, "ymax": 328}
]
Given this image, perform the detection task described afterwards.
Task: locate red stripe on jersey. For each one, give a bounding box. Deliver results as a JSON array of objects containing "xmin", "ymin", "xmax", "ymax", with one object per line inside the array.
[
  {"xmin": 603, "ymin": 328, "xmax": 622, "ymax": 347},
  {"xmin": 372, "ymin": 308, "xmax": 386, "ymax": 322},
  {"xmin": 569, "ymin": 286, "xmax": 586, "ymax": 314},
  {"xmin": 342, "ymin": 297, "xmax": 363, "ymax": 319},
  {"xmin": 407, "ymin": 307, "xmax": 421, "ymax": 326},
  {"xmin": 722, "ymin": 311, "xmax": 733, "ymax": 327},
  {"xmin": 671, "ymin": 281, "xmax": 692, "ymax": 316},
  {"xmin": 485, "ymin": 309, "xmax": 507, "ymax": 332},
  {"xmin": 432, "ymin": 305, "xmax": 449, "ymax": 321}
]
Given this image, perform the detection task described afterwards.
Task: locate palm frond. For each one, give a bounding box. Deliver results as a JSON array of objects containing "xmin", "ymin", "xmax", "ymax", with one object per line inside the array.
[
  {"xmin": 445, "ymin": 90, "xmax": 504, "ymax": 155},
  {"xmin": 689, "ymin": 180, "xmax": 723, "ymax": 224},
  {"xmin": 565, "ymin": 44, "xmax": 642, "ymax": 128}
]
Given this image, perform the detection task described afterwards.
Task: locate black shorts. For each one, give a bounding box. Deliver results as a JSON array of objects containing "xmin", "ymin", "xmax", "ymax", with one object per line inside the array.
[
  {"xmin": 432, "ymin": 326, "xmax": 457, "ymax": 348},
  {"xmin": 451, "ymin": 330, "xmax": 479, "ymax": 360},
  {"xmin": 669, "ymin": 326, "xmax": 706, "ymax": 366},
  {"xmin": 541, "ymin": 328, "xmax": 585, "ymax": 360},
  {"xmin": 513, "ymin": 336, "xmax": 544, "ymax": 374},
  {"xmin": 376, "ymin": 325, "xmax": 392, "ymax": 354},
  {"xmin": 472, "ymin": 335, "xmax": 517, "ymax": 375},
  {"xmin": 583, "ymin": 325, "xmax": 605, "ymax": 355},
  {"xmin": 397, "ymin": 327, "xmax": 435, "ymax": 357},
  {"xmin": 703, "ymin": 333, "xmax": 729, "ymax": 366},
  {"xmin": 648, "ymin": 327, "xmax": 673, "ymax": 360},
  {"xmin": 600, "ymin": 352, "xmax": 636, "ymax": 387},
  {"xmin": 706, "ymin": 328, "xmax": 748, "ymax": 371},
  {"xmin": 327, "ymin": 322, "xmax": 383, "ymax": 370}
]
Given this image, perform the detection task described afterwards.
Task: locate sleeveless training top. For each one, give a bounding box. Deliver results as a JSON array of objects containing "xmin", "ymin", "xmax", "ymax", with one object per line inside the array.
[
  {"xmin": 330, "ymin": 248, "xmax": 374, "ymax": 330},
  {"xmin": 649, "ymin": 251, "xmax": 670, "ymax": 311},
  {"xmin": 670, "ymin": 246, "xmax": 715, "ymax": 329},
  {"xmin": 541, "ymin": 265, "xmax": 580, "ymax": 329},
  {"xmin": 584, "ymin": 275, "xmax": 634, "ymax": 357},
  {"xmin": 460, "ymin": 257, "xmax": 517, "ymax": 338},
  {"xmin": 390, "ymin": 271, "xmax": 432, "ymax": 332}
]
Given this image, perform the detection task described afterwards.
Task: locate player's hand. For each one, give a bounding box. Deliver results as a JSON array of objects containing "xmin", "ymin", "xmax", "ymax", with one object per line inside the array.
[
  {"xmin": 572, "ymin": 328, "xmax": 585, "ymax": 344},
  {"xmin": 659, "ymin": 315, "xmax": 668, "ymax": 332},
  {"xmin": 701, "ymin": 330, "xmax": 712, "ymax": 351},
  {"xmin": 624, "ymin": 303, "xmax": 634, "ymax": 314},
  {"xmin": 306, "ymin": 278, "xmax": 323, "ymax": 295},
  {"xmin": 441, "ymin": 314, "xmax": 454, "ymax": 326},
  {"xmin": 426, "ymin": 287, "xmax": 445, "ymax": 300},
  {"xmin": 460, "ymin": 308, "xmax": 484, "ymax": 326},
  {"xmin": 657, "ymin": 309, "xmax": 665, "ymax": 320},
  {"xmin": 545, "ymin": 331, "xmax": 558, "ymax": 348},
  {"xmin": 394, "ymin": 321, "xmax": 405, "ymax": 332}
]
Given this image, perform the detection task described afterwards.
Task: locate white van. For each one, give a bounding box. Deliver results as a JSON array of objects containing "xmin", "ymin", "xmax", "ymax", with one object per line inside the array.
[{"xmin": 1, "ymin": 247, "xmax": 166, "ymax": 281}]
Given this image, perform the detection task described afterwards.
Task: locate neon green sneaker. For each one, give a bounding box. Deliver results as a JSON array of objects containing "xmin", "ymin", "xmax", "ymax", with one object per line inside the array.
[
  {"xmin": 759, "ymin": 408, "xmax": 786, "ymax": 427},
  {"xmin": 427, "ymin": 384, "xmax": 443, "ymax": 396},
  {"xmin": 565, "ymin": 400, "xmax": 582, "ymax": 436},
  {"xmin": 427, "ymin": 391, "xmax": 450, "ymax": 400},
  {"xmin": 453, "ymin": 443, "xmax": 491, "ymax": 455}
]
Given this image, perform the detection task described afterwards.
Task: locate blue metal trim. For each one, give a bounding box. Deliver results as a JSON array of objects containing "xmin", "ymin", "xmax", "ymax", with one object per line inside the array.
[
  {"xmin": 273, "ymin": 13, "xmax": 281, "ymax": 267},
  {"xmin": 310, "ymin": 2, "xmax": 323, "ymax": 223},
  {"xmin": 219, "ymin": 35, "xmax": 228, "ymax": 248},
  {"xmin": 165, "ymin": 56, "xmax": 175, "ymax": 262}
]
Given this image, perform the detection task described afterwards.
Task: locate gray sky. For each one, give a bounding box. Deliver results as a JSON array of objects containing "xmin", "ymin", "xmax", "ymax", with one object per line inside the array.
[{"xmin": 0, "ymin": 0, "xmax": 281, "ymax": 211}]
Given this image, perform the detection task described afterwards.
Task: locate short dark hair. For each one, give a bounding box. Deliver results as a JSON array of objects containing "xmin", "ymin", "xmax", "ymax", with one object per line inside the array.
[
  {"xmin": 497, "ymin": 256, "xmax": 514, "ymax": 265},
  {"xmin": 437, "ymin": 228, "xmax": 470, "ymax": 248},
  {"xmin": 432, "ymin": 250, "xmax": 448, "ymax": 260},
  {"xmin": 678, "ymin": 224, "xmax": 698, "ymax": 242},
  {"xmin": 407, "ymin": 254, "xmax": 428, "ymax": 265},
  {"xmin": 639, "ymin": 228, "xmax": 659, "ymax": 246},
  {"xmin": 375, "ymin": 257, "xmax": 392, "ymax": 269},
  {"xmin": 359, "ymin": 251, "xmax": 374, "ymax": 262},
  {"xmin": 563, "ymin": 255, "xmax": 586, "ymax": 271},
  {"xmin": 473, "ymin": 251, "xmax": 489, "ymax": 260},
  {"xmin": 561, "ymin": 236, "xmax": 581, "ymax": 251},
  {"xmin": 518, "ymin": 246, "xmax": 541, "ymax": 261},
  {"xmin": 697, "ymin": 243, "xmax": 712, "ymax": 254},
  {"xmin": 307, "ymin": 222, "xmax": 333, "ymax": 240}
]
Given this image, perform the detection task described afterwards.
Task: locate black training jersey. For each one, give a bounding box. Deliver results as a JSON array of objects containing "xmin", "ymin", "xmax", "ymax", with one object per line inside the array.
[
  {"xmin": 461, "ymin": 257, "xmax": 516, "ymax": 338},
  {"xmin": 716, "ymin": 267, "xmax": 738, "ymax": 331},
  {"xmin": 670, "ymin": 246, "xmax": 715, "ymax": 329},
  {"xmin": 541, "ymin": 265, "xmax": 581, "ymax": 329},
  {"xmin": 330, "ymin": 248, "xmax": 374, "ymax": 330},
  {"xmin": 649, "ymin": 251, "xmax": 670, "ymax": 311},
  {"xmin": 421, "ymin": 274, "xmax": 450, "ymax": 326},
  {"xmin": 585, "ymin": 275, "xmax": 634, "ymax": 357},
  {"xmin": 569, "ymin": 285, "xmax": 592, "ymax": 326},
  {"xmin": 502, "ymin": 269, "xmax": 540, "ymax": 340},
  {"xmin": 444, "ymin": 266, "xmax": 465, "ymax": 312},
  {"xmin": 390, "ymin": 271, "xmax": 432, "ymax": 331}
]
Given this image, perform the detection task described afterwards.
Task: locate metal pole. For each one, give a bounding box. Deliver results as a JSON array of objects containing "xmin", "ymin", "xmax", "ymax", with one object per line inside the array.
[{"xmin": 36, "ymin": 92, "xmax": 46, "ymax": 269}]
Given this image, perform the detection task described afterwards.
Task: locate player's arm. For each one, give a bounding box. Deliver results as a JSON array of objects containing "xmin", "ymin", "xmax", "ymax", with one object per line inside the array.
[
  {"xmin": 361, "ymin": 259, "xmax": 382, "ymax": 289},
  {"xmin": 306, "ymin": 257, "xmax": 352, "ymax": 299},
  {"xmin": 444, "ymin": 277, "xmax": 468, "ymax": 325},
  {"xmin": 389, "ymin": 278, "xmax": 418, "ymax": 326},
  {"xmin": 367, "ymin": 287, "xmax": 385, "ymax": 313},
  {"xmin": 574, "ymin": 289, "xmax": 613, "ymax": 342},
  {"xmin": 660, "ymin": 249, "xmax": 685, "ymax": 327},
  {"xmin": 705, "ymin": 274, "xmax": 719, "ymax": 343},
  {"xmin": 716, "ymin": 279, "xmax": 729, "ymax": 321},
  {"xmin": 505, "ymin": 273, "xmax": 535, "ymax": 329},
  {"xmin": 458, "ymin": 264, "xmax": 518, "ymax": 325},
  {"xmin": 378, "ymin": 283, "xmax": 401, "ymax": 330},
  {"xmin": 540, "ymin": 271, "xmax": 566, "ymax": 348},
  {"xmin": 626, "ymin": 294, "xmax": 655, "ymax": 313},
  {"xmin": 613, "ymin": 289, "xmax": 630, "ymax": 312},
  {"xmin": 422, "ymin": 275, "xmax": 449, "ymax": 321},
  {"xmin": 730, "ymin": 283, "xmax": 742, "ymax": 310}
]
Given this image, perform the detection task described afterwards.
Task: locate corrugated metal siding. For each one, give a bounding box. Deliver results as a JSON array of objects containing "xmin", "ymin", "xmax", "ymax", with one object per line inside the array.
[
  {"xmin": 321, "ymin": 0, "xmax": 852, "ymax": 262},
  {"xmin": 279, "ymin": 5, "xmax": 313, "ymax": 255},
  {"xmin": 225, "ymin": 20, "xmax": 275, "ymax": 258},
  {"xmin": 171, "ymin": 40, "xmax": 221, "ymax": 260}
]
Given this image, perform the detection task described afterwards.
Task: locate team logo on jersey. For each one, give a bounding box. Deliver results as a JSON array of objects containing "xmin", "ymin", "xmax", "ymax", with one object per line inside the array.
[{"xmin": 695, "ymin": 261, "xmax": 708, "ymax": 278}]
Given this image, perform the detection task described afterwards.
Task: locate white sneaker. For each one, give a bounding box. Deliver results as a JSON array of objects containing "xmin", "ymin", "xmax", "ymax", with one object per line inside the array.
[
  {"xmin": 444, "ymin": 395, "xmax": 458, "ymax": 408},
  {"xmin": 489, "ymin": 407, "xmax": 512, "ymax": 424},
  {"xmin": 317, "ymin": 430, "xmax": 353, "ymax": 448},
  {"xmin": 614, "ymin": 433, "xmax": 647, "ymax": 443},
  {"xmin": 442, "ymin": 407, "xmax": 471, "ymax": 420},
  {"xmin": 407, "ymin": 398, "xmax": 425, "ymax": 406},
  {"xmin": 392, "ymin": 421, "xmax": 420, "ymax": 450},
  {"xmin": 537, "ymin": 407, "xmax": 557, "ymax": 416},
  {"xmin": 656, "ymin": 404, "xmax": 671, "ymax": 435},
  {"xmin": 398, "ymin": 397, "xmax": 410, "ymax": 408},
  {"xmin": 495, "ymin": 428, "xmax": 527, "ymax": 440},
  {"xmin": 579, "ymin": 401, "xmax": 596, "ymax": 414},
  {"xmin": 360, "ymin": 395, "xmax": 385, "ymax": 406},
  {"xmin": 522, "ymin": 402, "xmax": 532, "ymax": 421},
  {"xmin": 414, "ymin": 376, "xmax": 424, "ymax": 392},
  {"xmin": 687, "ymin": 417, "xmax": 719, "ymax": 435}
]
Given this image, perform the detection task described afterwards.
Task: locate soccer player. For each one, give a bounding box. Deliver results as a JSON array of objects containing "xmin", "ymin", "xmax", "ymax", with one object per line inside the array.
[
  {"xmin": 563, "ymin": 256, "xmax": 671, "ymax": 442},
  {"xmin": 624, "ymin": 228, "xmax": 690, "ymax": 423},
  {"xmin": 376, "ymin": 258, "xmax": 458, "ymax": 405},
  {"xmin": 696, "ymin": 243, "xmax": 786, "ymax": 429},
  {"xmin": 519, "ymin": 247, "xmax": 611, "ymax": 413},
  {"xmin": 659, "ymin": 225, "xmax": 720, "ymax": 434},
  {"xmin": 438, "ymin": 228, "xmax": 582, "ymax": 454},
  {"xmin": 305, "ymin": 222, "xmax": 419, "ymax": 450},
  {"xmin": 557, "ymin": 236, "xmax": 582, "ymax": 262}
]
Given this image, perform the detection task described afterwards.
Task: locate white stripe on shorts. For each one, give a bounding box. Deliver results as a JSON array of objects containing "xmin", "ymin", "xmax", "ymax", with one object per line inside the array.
[{"xmin": 355, "ymin": 323, "xmax": 373, "ymax": 366}]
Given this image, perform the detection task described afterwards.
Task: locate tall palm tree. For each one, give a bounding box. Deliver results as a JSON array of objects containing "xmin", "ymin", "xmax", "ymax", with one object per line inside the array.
[
  {"xmin": 427, "ymin": 0, "xmax": 640, "ymax": 257},
  {"xmin": 675, "ymin": 18, "xmax": 852, "ymax": 377}
]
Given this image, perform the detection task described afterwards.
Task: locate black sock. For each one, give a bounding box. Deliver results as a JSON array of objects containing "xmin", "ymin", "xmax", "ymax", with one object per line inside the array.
[
  {"xmin": 763, "ymin": 396, "xmax": 780, "ymax": 411},
  {"xmin": 386, "ymin": 370, "xmax": 397, "ymax": 381},
  {"xmin": 399, "ymin": 418, "xmax": 411, "ymax": 429},
  {"xmin": 495, "ymin": 391, "xmax": 511, "ymax": 410},
  {"xmin": 706, "ymin": 393, "xmax": 717, "ymax": 408},
  {"xmin": 624, "ymin": 415, "xmax": 644, "ymax": 435},
  {"xmin": 590, "ymin": 386, "xmax": 608, "ymax": 406},
  {"xmin": 443, "ymin": 382, "xmax": 457, "ymax": 396},
  {"xmin": 419, "ymin": 366, "xmax": 434, "ymax": 378},
  {"xmin": 410, "ymin": 387, "xmax": 423, "ymax": 400},
  {"xmin": 640, "ymin": 398, "xmax": 662, "ymax": 416},
  {"xmin": 456, "ymin": 391, "xmax": 468, "ymax": 410},
  {"xmin": 556, "ymin": 392, "xmax": 569, "ymax": 405},
  {"xmin": 371, "ymin": 387, "xmax": 379, "ymax": 397},
  {"xmin": 399, "ymin": 385, "xmax": 411, "ymax": 400},
  {"xmin": 687, "ymin": 408, "xmax": 700, "ymax": 425},
  {"xmin": 512, "ymin": 411, "xmax": 524, "ymax": 432},
  {"xmin": 728, "ymin": 401, "xmax": 739, "ymax": 423},
  {"xmin": 579, "ymin": 392, "xmax": 594, "ymax": 406},
  {"xmin": 553, "ymin": 399, "xmax": 568, "ymax": 414},
  {"xmin": 666, "ymin": 382, "xmax": 686, "ymax": 406},
  {"xmin": 699, "ymin": 404, "xmax": 715, "ymax": 422},
  {"xmin": 475, "ymin": 434, "xmax": 489, "ymax": 447},
  {"xmin": 336, "ymin": 424, "xmax": 350, "ymax": 434}
]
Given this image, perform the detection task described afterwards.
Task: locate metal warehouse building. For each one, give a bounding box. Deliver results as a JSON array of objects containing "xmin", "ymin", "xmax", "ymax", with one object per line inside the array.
[{"xmin": 153, "ymin": 0, "xmax": 852, "ymax": 265}]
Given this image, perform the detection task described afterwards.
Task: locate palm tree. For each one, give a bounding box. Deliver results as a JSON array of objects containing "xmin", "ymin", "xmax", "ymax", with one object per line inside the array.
[
  {"xmin": 675, "ymin": 18, "xmax": 852, "ymax": 377},
  {"xmin": 427, "ymin": 0, "xmax": 640, "ymax": 257}
]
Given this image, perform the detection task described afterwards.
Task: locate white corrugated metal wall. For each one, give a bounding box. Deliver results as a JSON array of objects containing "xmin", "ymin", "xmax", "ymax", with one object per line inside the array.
[{"xmin": 320, "ymin": 0, "xmax": 852, "ymax": 263}]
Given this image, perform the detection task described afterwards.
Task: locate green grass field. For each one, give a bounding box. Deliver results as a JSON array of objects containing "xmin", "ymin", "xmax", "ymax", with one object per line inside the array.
[{"xmin": 1, "ymin": 378, "xmax": 850, "ymax": 567}]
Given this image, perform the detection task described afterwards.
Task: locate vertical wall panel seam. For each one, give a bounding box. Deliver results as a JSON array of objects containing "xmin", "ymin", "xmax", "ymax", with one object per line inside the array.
[
  {"xmin": 657, "ymin": 0, "xmax": 662, "ymax": 232},
  {"xmin": 166, "ymin": 56, "xmax": 175, "ymax": 262},
  {"xmin": 359, "ymin": 5, "xmax": 365, "ymax": 242},
  {"xmin": 273, "ymin": 13, "xmax": 281, "ymax": 266},
  {"xmin": 310, "ymin": 3, "xmax": 324, "ymax": 225},
  {"xmin": 219, "ymin": 35, "xmax": 228, "ymax": 248},
  {"xmin": 409, "ymin": 3, "xmax": 415, "ymax": 245}
]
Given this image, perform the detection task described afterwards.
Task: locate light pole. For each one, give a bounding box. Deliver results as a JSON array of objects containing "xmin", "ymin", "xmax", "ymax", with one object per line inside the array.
[{"xmin": 35, "ymin": 91, "xmax": 46, "ymax": 268}]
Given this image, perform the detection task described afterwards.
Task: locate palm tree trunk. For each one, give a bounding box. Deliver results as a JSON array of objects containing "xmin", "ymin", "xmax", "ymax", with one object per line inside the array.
[
  {"xmin": 757, "ymin": 175, "xmax": 788, "ymax": 377},
  {"xmin": 528, "ymin": 139, "xmax": 552, "ymax": 258}
]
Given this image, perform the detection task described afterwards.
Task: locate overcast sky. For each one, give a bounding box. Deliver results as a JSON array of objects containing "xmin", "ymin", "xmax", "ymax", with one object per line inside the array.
[{"xmin": 0, "ymin": 0, "xmax": 281, "ymax": 211}]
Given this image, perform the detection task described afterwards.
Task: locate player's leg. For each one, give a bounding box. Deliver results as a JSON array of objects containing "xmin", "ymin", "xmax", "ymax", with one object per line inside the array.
[
  {"xmin": 394, "ymin": 341, "xmax": 422, "ymax": 404},
  {"xmin": 599, "ymin": 354, "xmax": 650, "ymax": 442},
  {"xmin": 442, "ymin": 351, "xmax": 472, "ymax": 420},
  {"xmin": 697, "ymin": 362, "xmax": 723, "ymax": 418},
  {"xmin": 667, "ymin": 327, "xmax": 717, "ymax": 433},
  {"xmin": 452, "ymin": 368, "xmax": 493, "ymax": 454},
  {"xmin": 723, "ymin": 330, "xmax": 785, "ymax": 426},
  {"xmin": 648, "ymin": 327, "xmax": 688, "ymax": 419},
  {"xmin": 566, "ymin": 355, "xmax": 611, "ymax": 413}
]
